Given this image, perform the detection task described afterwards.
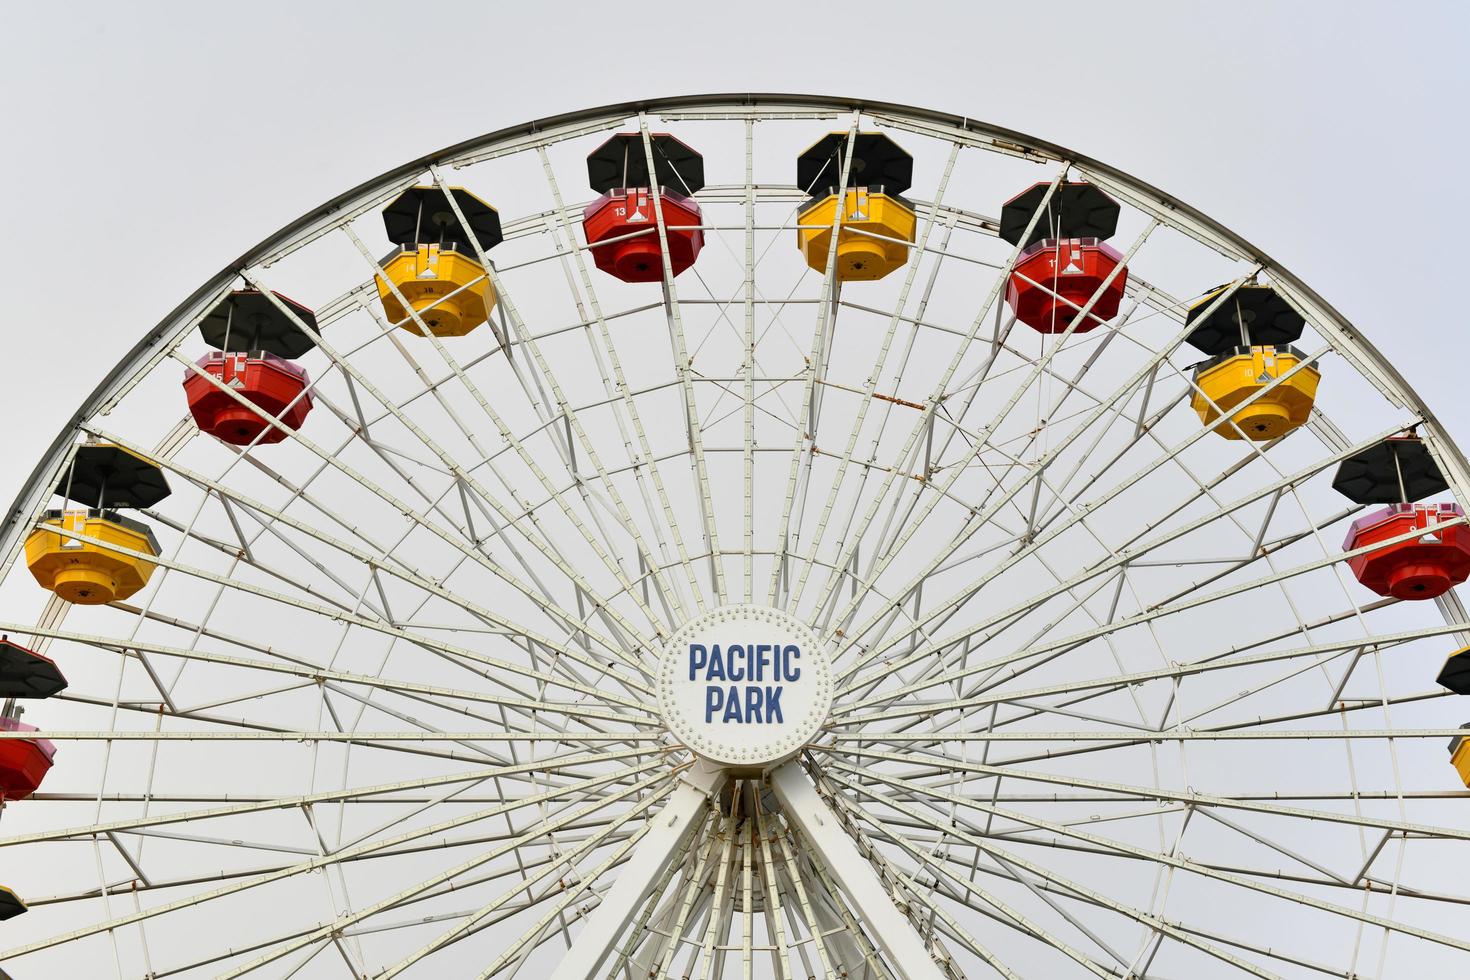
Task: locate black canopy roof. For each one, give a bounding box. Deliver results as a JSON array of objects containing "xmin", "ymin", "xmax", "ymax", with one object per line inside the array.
[
  {"xmin": 382, "ymin": 186, "xmax": 503, "ymax": 252},
  {"xmin": 0, "ymin": 638, "xmax": 67, "ymax": 699},
  {"xmin": 198, "ymin": 290, "xmax": 318, "ymax": 359},
  {"xmin": 1438, "ymin": 647, "xmax": 1470, "ymax": 696},
  {"xmin": 55, "ymin": 444, "xmax": 172, "ymax": 510},
  {"xmin": 586, "ymin": 133, "xmax": 705, "ymax": 195},
  {"xmin": 998, "ymin": 181, "xmax": 1120, "ymax": 249},
  {"xmin": 1331, "ymin": 435, "xmax": 1448, "ymax": 504},
  {"xmin": 0, "ymin": 887, "xmax": 25, "ymax": 921},
  {"xmin": 796, "ymin": 132, "xmax": 913, "ymax": 197},
  {"xmin": 1184, "ymin": 283, "xmax": 1307, "ymax": 356}
]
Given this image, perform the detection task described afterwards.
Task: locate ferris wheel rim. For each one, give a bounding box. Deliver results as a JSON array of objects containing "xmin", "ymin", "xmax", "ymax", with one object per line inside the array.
[{"xmin": 2, "ymin": 92, "xmax": 1463, "ymax": 571}]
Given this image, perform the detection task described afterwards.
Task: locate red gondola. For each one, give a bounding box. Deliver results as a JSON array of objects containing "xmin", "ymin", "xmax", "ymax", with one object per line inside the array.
[
  {"xmin": 1006, "ymin": 238, "xmax": 1127, "ymax": 334},
  {"xmin": 999, "ymin": 182, "xmax": 1127, "ymax": 334},
  {"xmin": 1344, "ymin": 503, "xmax": 1470, "ymax": 599},
  {"xmin": 183, "ymin": 291, "xmax": 317, "ymax": 445},
  {"xmin": 582, "ymin": 133, "xmax": 705, "ymax": 283},
  {"xmin": 184, "ymin": 351, "xmax": 313, "ymax": 445},
  {"xmin": 0, "ymin": 716, "xmax": 55, "ymax": 802},
  {"xmin": 584, "ymin": 189, "xmax": 703, "ymax": 282}
]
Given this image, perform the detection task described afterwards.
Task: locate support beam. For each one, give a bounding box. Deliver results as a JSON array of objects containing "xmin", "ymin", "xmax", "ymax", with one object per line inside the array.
[
  {"xmin": 769, "ymin": 761, "xmax": 947, "ymax": 980},
  {"xmin": 549, "ymin": 762, "xmax": 726, "ymax": 980}
]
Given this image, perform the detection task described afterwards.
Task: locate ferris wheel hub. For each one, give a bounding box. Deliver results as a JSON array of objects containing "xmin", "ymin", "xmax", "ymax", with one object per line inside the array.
[{"xmin": 657, "ymin": 604, "xmax": 833, "ymax": 771}]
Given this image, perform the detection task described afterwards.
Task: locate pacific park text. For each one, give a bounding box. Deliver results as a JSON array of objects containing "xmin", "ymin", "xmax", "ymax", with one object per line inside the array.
[{"xmin": 688, "ymin": 643, "xmax": 802, "ymax": 723}]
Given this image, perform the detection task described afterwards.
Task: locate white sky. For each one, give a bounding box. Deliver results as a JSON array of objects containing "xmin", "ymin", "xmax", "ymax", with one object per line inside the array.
[{"xmin": 1, "ymin": 0, "xmax": 1466, "ymax": 511}]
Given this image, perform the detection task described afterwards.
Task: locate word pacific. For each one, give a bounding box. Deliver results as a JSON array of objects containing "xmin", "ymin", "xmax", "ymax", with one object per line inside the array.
[{"xmin": 688, "ymin": 643, "xmax": 802, "ymax": 724}]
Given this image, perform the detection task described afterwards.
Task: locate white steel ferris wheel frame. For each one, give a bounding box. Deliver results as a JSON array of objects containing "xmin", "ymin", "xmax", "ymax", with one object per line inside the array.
[{"xmin": 1, "ymin": 93, "xmax": 1469, "ymax": 978}]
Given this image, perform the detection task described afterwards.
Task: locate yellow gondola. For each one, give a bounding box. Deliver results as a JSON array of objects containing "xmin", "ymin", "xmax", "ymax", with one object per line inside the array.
[
  {"xmin": 25, "ymin": 444, "xmax": 171, "ymax": 605},
  {"xmin": 25, "ymin": 510, "xmax": 158, "ymax": 605},
  {"xmin": 375, "ymin": 186, "xmax": 502, "ymax": 337},
  {"xmin": 1190, "ymin": 345, "xmax": 1319, "ymax": 441},
  {"xmin": 376, "ymin": 244, "xmax": 493, "ymax": 337},
  {"xmin": 1451, "ymin": 725, "xmax": 1470, "ymax": 787},
  {"xmin": 795, "ymin": 132, "xmax": 916, "ymax": 283}
]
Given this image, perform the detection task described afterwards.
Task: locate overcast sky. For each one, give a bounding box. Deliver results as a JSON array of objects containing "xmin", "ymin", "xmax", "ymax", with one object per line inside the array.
[{"xmin": 2, "ymin": 2, "xmax": 1466, "ymax": 511}]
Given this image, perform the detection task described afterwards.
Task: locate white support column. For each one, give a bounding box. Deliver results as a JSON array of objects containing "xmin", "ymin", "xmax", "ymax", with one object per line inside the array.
[
  {"xmin": 769, "ymin": 761, "xmax": 947, "ymax": 980},
  {"xmin": 549, "ymin": 762, "xmax": 726, "ymax": 980}
]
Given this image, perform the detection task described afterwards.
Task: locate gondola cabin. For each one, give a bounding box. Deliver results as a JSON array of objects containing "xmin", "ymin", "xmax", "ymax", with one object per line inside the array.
[
  {"xmin": 1190, "ymin": 345, "xmax": 1319, "ymax": 441},
  {"xmin": 1343, "ymin": 503, "xmax": 1470, "ymax": 600},
  {"xmin": 375, "ymin": 186, "xmax": 502, "ymax": 337},
  {"xmin": 24, "ymin": 444, "xmax": 171, "ymax": 605},
  {"xmin": 585, "ymin": 189, "xmax": 703, "ymax": 282},
  {"xmin": 1006, "ymin": 238, "xmax": 1127, "ymax": 333},
  {"xmin": 185, "ymin": 351, "xmax": 312, "ymax": 445},
  {"xmin": 796, "ymin": 132, "xmax": 917, "ymax": 282},
  {"xmin": 1183, "ymin": 284, "xmax": 1319, "ymax": 440},
  {"xmin": 583, "ymin": 133, "xmax": 705, "ymax": 283},
  {"xmin": 377, "ymin": 244, "xmax": 491, "ymax": 336},
  {"xmin": 0, "ymin": 715, "xmax": 54, "ymax": 802},
  {"xmin": 0, "ymin": 639, "xmax": 63, "ymax": 822},
  {"xmin": 1451, "ymin": 725, "xmax": 1470, "ymax": 787},
  {"xmin": 183, "ymin": 291, "xmax": 317, "ymax": 445},
  {"xmin": 1000, "ymin": 182, "xmax": 1126, "ymax": 333},
  {"xmin": 25, "ymin": 510, "xmax": 159, "ymax": 604}
]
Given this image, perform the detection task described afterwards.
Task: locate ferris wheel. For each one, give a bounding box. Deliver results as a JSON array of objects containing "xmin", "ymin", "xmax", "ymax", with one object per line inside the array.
[{"xmin": 2, "ymin": 93, "xmax": 1470, "ymax": 978}]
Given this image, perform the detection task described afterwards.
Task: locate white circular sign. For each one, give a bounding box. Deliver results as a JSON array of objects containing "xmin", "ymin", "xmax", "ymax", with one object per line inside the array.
[{"xmin": 658, "ymin": 605, "xmax": 833, "ymax": 768}]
